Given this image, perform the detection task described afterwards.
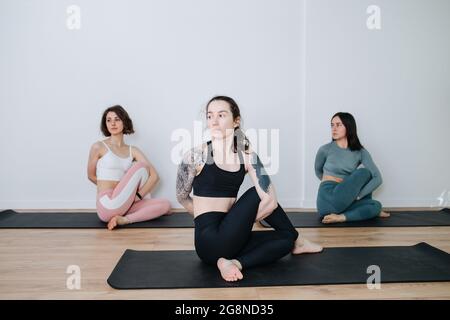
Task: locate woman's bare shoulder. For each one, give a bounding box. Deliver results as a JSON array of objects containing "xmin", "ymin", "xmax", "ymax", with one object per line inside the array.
[
  {"xmin": 184, "ymin": 143, "xmax": 207, "ymax": 162},
  {"xmin": 89, "ymin": 141, "xmax": 107, "ymax": 159},
  {"xmin": 91, "ymin": 141, "xmax": 106, "ymax": 151}
]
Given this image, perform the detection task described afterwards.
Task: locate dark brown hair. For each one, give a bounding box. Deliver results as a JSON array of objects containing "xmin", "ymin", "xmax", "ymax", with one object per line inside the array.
[
  {"xmin": 206, "ymin": 96, "xmax": 250, "ymax": 153},
  {"xmin": 100, "ymin": 105, "xmax": 135, "ymax": 136}
]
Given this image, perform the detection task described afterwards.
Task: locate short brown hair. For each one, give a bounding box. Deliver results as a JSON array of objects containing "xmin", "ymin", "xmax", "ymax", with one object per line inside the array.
[{"xmin": 100, "ymin": 105, "xmax": 135, "ymax": 136}]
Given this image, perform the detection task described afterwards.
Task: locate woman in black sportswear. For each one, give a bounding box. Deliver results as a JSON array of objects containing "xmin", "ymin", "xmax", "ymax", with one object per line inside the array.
[{"xmin": 176, "ymin": 96, "xmax": 322, "ymax": 282}]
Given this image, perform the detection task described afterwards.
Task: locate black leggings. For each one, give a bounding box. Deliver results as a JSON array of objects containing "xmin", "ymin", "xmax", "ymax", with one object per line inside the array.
[{"xmin": 194, "ymin": 187, "xmax": 299, "ymax": 269}]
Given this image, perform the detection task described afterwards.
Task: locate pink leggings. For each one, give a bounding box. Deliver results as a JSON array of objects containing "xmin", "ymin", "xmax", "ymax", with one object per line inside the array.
[{"xmin": 96, "ymin": 161, "xmax": 171, "ymax": 223}]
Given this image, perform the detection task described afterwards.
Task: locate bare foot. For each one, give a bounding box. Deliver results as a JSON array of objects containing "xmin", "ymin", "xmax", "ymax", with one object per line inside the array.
[
  {"xmin": 107, "ymin": 216, "xmax": 130, "ymax": 230},
  {"xmin": 322, "ymin": 213, "xmax": 346, "ymax": 224},
  {"xmin": 217, "ymin": 258, "xmax": 243, "ymax": 282},
  {"xmin": 379, "ymin": 211, "xmax": 390, "ymax": 218},
  {"xmin": 292, "ymin": 238, "xmax": 323, "ymax": 254}
]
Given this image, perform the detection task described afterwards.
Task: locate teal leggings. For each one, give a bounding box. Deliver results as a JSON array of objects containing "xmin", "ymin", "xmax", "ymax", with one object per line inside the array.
[{"xmin": 316, "ymin": 168, "xmax": 382, "ymax": 222}]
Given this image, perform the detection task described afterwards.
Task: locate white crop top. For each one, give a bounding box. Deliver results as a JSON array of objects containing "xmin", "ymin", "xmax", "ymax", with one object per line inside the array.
[{"xmin": 96, "ymin": 141, "xmax": 133, "ymax": 181}]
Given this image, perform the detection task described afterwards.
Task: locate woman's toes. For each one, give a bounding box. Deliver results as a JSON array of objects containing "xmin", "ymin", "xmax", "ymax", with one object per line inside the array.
[
  {"xmin": 379, "ymin": 211, "xmax": 390, "ymax": 218},
  {"xmin": 107, "ymin": 217, "xmax": 118, "ymax": 230},
  {"xmin": 321, "ymin": 213, "xmax": 345, "ymax": 224},
  {"xmin": 322, "ymin": 215, "xmax": 331, "ymax": 223}
]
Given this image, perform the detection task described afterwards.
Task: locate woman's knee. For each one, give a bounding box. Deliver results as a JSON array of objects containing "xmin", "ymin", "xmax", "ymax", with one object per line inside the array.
[
  {"xmin": 130, "ymin": 162, "xmax": 150, "ymax": 185},
  {"xmin": 358, "ymin": 201, "xmax": 382, "ymax": 220},
  {"xmin": 130, "ymin": 161, "xmax": 149, "ymax": 172},
  {"xmin": 161, "ymin": 199, "xmax": 171, "ymax": 212},
  {"xmin": 354, "ymin": 168, "xmax": 371, "ymax": 180},
  {"xmin": 372, "ymin": 200, "xmax": 382, "ymax": 215}
]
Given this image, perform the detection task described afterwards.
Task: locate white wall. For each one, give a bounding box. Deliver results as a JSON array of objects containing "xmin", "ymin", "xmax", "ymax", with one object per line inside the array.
[
  {"xmin": 303, "ymin": 0, "xmax": 450, "ymax": 208},
  {"xmin": 0, "ymin": 0, "xmax": 448, "ymax": 210}
]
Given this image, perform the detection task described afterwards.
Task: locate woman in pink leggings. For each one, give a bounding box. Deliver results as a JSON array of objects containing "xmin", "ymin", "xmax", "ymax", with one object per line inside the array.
[{"xmin": 87, "ymin": 105, "xmax": 172, "ymax": 230}]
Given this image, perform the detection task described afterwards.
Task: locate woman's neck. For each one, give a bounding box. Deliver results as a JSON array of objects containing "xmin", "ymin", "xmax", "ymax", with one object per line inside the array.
[
  {"xmin": 108, "ymin": 134, "xmax": 125, "ymax": 147},
  {"xmin": 335, "ymin": 138, "xmax": 348, "ymax": 149},
  {"xmin": 211, "ymin": 136, "xmax": 235, "ymax": 165}
]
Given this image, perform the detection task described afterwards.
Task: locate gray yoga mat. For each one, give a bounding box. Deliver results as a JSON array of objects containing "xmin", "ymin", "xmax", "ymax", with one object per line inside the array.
[{"xmin": 107, "ymin": 242, "xmax": 450, "ymax": 289}]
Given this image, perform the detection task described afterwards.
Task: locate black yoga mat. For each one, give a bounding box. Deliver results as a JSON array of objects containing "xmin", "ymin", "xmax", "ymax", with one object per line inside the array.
[
  {"xmin": 0, "ymin": 210, "xmax": 194, "ymax": 228},
  {"xmin": 1, "ymin": 209, "xmax": 449, "ymax": 229},
  {"xmin": 260, "ymin": 209, "xmax": 450, "ymax": 228},
  {"xmin": 107, "ymin": 242, "xmax": 450, "ymax": 289}
]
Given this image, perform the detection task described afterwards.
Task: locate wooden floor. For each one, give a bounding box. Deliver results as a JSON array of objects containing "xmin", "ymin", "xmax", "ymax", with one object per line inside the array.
[{"xmin": 0, "ymin": 209, "xmax": 449, "ymax": 300}]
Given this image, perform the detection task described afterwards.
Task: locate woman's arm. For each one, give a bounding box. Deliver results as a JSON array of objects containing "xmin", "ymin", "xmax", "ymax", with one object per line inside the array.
[
  {"xmin": 87, "ymin": 142, "xmax": 101, "ymax": 185},
  {"xmin": 176, "ymin": 145, "xmax": 206, "ymax": 215},
  {"xmin": 314, "ymin": 145, "xmax": 328, "ymax": 180},
  {"xmin": 132, "ymin": 146, "xmax": 160, "ymax": 197},
  {"xmin": 358, "ymin": 148, "xmax": 383, "ymax": 199},
  {"xmin": 245, "ymin": 148, "xmax": 278, "ymax": 221}
]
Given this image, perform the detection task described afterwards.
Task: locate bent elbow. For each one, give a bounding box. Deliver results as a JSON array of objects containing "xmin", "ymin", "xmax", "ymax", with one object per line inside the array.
[
  {"xmin": 377, "ymin": 176, "xmax": 383, "ymax": 188},
  {"xmin": 374, "ymin": 172, "xmax": 382, "ymax": 187},
  {"xmin": 263, "ymin": 196, "xmax": 278, "ymax": 212}
]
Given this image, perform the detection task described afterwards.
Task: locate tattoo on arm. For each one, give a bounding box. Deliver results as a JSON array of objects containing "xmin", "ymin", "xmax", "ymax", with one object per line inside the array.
[
  {"xmin": 251, "ymin": 152, "xmax": 271, "ymax": 193},
  {"xmin": 176, "ymin": 163, "xmax": 194, "ymax": 203},
  {"xmin": 176, "ymin": 147, "xmax": 205, "ymax": 204}
]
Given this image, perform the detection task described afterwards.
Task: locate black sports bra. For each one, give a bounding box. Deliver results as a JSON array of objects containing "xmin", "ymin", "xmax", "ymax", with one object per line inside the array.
[{"xmin": 192, "ymin": 141, "xmax": 246, "ymax": 198}]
